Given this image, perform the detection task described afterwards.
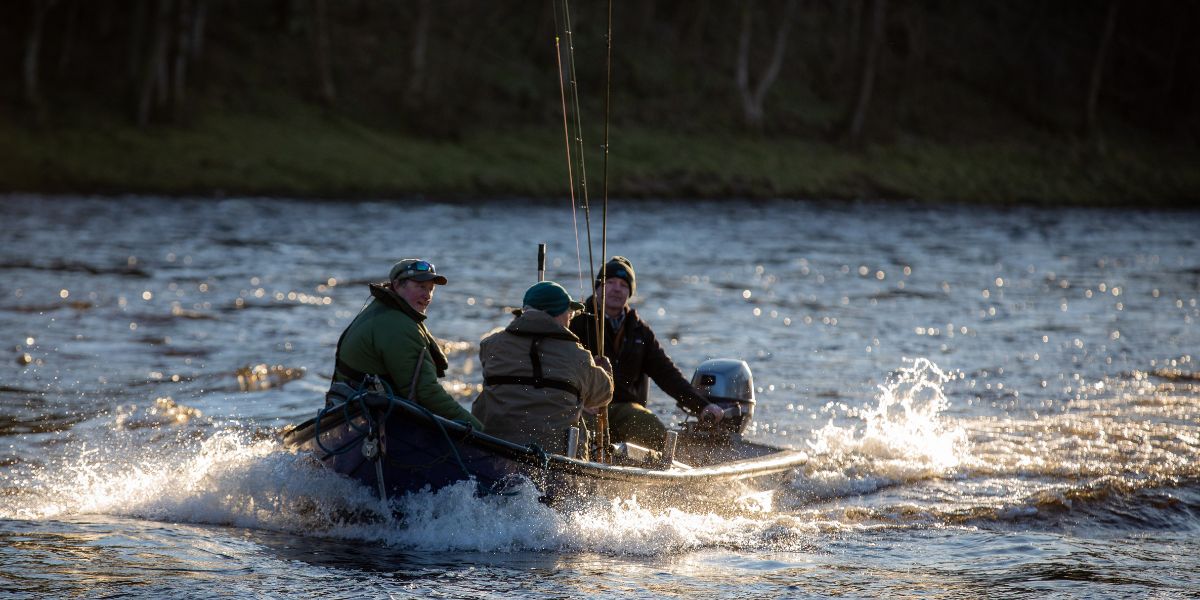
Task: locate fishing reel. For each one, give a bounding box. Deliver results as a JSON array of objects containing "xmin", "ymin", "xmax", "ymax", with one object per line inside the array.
[{"xmin": 686, "ymin": 358, "xmax": 756, "ymax": 436}]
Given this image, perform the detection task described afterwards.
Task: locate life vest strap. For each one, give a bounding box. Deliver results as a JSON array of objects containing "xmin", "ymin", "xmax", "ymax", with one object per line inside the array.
[
  {"xmin": 483, "ymin": 375, "xmax": 581, "ymax": 398},
  {"xmin": 483, "ymin": 336, "xmax": 581, "ymax": 399}
]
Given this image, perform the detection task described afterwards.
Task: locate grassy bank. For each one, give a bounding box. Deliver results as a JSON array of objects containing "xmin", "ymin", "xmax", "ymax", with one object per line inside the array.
[{"xmin": 2, "ymin": 104, "xmax": 1196, "ymax": 207}]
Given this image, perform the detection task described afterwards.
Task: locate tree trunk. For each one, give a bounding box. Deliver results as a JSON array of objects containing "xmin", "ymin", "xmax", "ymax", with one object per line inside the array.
[
  {"xmin": 58, "ymin": 0, "xmax": 79, "ymax": 75},
  {"xmin": 900, "ymin": 5, "xmax": 924, "ymax": 77},
  {"xmin": 190, "ymin": 0, "xmax": 208, "ymax": 62},
  {"xmin": 172, "ymin": 0, "xmax": 193, "ymax": 112},
  {"xmin": 846, "ymin": 0, "xmax": 887, "ymax": 146},
  {"xmin": 842, "ymin": 0, "xmax": 862, "ymax": 82},
  {"xmin": 736, "ymin": 5, "xmax": 755, "ymax": 124},
  {"xmin": 100, "ymin": 0, "xmax": 116, "ymax": 36},
  {"xmin": 1085, "ymin": 0, "xmax": 1120, "ymax": 139},
  {"xmin": 681, "ymin": 0, "xmax": 710, "ymax": 62},
  {"xmin": 155, "ymin": 5, "xmax": 171, "ymax": 111},
  {"xmin": 279, "ymin": 0, "xmax": 303, "ymax": 33},
  {"xmin": 735, "ymin": 0, "xmax": 797, "ymax": 131},
  {"xmin": 23, "ymin": 0, "xmax": 57, "ymax": 109},
  {"xmin": 137, "ymin": 0, "xmax": 173, "ymax": 126},
  {"xmin": 311, "ymin": 0, "xmax": 336, "ymax": 105},
  {"xmin": 128, "ymin": 0, "xmax": 148, "ymax": 82},
  {"xmin": 636, "ymin": 0, "xmax": 658, "ymax": 48},
  {"xmin": 406, "ymin": 0, "xmax": 432, "ymax": 105}
]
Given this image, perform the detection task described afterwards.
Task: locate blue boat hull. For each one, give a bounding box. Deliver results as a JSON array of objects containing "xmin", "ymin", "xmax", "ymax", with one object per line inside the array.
[{"xmin": 282, "ymin": 393, "xmax": 807, "ymax": 504}]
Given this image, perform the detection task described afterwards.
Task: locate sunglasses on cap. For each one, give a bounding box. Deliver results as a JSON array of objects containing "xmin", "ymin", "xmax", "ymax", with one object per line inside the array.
[
  {"xmin": 398, "ymin": 261, "xmax": 435, "ymax": 275},
  {"xmin": 389, "ymin": 259, "xmax": 445, "ymax": 283}
]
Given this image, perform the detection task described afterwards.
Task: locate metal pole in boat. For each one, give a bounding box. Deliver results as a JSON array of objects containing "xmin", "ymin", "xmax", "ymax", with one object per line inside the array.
[
  {"xmin": 661, "ymin": 431, "xmax": 678, "ymax": 467},
  {"xmin": 538, "ymin": 243, "xmax": 546, "ymax": 282},
  {"xmin": 566, "ymin": 426, "xmax": 580, "ymax": 459}
]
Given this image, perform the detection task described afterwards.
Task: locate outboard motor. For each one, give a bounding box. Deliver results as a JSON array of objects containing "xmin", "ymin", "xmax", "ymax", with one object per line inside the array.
[{"xmin": 690, "ymin": 358, "xmax": 756, "ymax": 435}]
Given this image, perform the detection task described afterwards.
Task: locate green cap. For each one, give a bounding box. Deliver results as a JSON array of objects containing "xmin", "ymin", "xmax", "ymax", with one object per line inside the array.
[
  {"xmin": 389, "ymin": 259, "xmax": 447, "ymax": 285},
  {"xmin": 595, "ymin": 255, "xmax": 635, "ymax": 295},
  {"xmin": 522, "ymin": 281, "xmax": 585, "ymax": 316}
]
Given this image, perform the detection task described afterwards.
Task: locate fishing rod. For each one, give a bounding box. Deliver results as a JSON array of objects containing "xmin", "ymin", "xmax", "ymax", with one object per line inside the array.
[
  {"xmin": 556, "ymin": 0, "xmax": 596, "ymax": 300},
  {"xmin": 596, "ymin": 0, "xmax": 613, "ymax": 355},
  {"xmin": 554, "ymin": 0, "xmax": 613, "ymax": 464},
  {"xmin": 595, "ymin": 0, "xmax": 615, "ymax": 462},
  {"xmin": 552, "ymin": 18, "xmax": 585, "ymax": 293}
]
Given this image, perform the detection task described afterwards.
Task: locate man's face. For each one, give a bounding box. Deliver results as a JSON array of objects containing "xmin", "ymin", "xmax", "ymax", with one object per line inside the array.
[
  {"xmin": 553, "ymin": 308, "xmax": 575, "ymax": 328},
  {"xmin": 601, "ymin": 277, "xmax": 630, "ymax": 315},
  {"xmin": 393, "ymin": 278, "xmax": 437, "ymax": 314}
]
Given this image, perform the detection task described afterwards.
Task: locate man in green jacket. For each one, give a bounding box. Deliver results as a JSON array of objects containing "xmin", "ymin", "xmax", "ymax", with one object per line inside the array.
[{"xmin": 332, "ymin": 258, "xmax": 483, "ymax": 430}]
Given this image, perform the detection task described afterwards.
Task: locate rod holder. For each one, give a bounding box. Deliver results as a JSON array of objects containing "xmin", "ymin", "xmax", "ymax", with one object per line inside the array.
[
  {"xmin": 566, "ymin": 426, "xmax": 580, "ymax": 459},
  {"xmin": 537, "ymin": 243, "xmax": 547, "ymax": 282},
  {"xmin": 662, "ymin": 430, "xmax": 678, "ymax": 467}
]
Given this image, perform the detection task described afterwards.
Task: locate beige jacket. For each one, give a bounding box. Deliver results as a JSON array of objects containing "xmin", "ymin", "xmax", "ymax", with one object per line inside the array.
[{"xmin": 472, "ymin": 309, "xmax": 612, "ymax": 453}]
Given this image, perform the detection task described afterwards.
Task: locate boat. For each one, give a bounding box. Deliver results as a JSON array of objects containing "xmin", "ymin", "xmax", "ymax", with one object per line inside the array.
[
  {"xmin": 282, "ymin": 6, "xmax": 808, "ymax": 508},
  {"xmin": 282, "ymin": 359, "xmax": 808, "ymax": 506}
]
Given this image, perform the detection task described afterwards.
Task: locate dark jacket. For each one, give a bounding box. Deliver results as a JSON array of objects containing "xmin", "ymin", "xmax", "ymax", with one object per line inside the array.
[
  {"xmin": 333, "ymin": 283, "xmax": 483, "ymax": 429},
  {"xmin": 568, "ymin": 296, "xmax": 707, "ymax": 414}
]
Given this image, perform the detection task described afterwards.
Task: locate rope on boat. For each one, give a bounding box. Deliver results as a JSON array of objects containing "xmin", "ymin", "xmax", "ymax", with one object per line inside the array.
[
  {"xmin": 312, "ymin": 378, "xmax": 549, "ymax": 497},
  {"xmin": 527, "ymin": 443, "xmax": 551, "ymax": 470},
  {"xmin": 314, "ymin": 376, "xmax": 549, "ymax": 494},
  {"xmin": 312, "ymin": 381, "xmax": 391, "ymax": 458}
]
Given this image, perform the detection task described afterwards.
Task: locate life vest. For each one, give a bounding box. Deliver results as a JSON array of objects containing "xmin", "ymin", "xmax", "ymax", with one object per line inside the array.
[{"xmin": 484, "ymin": 332, "xmax": 581, "ymax": 400}]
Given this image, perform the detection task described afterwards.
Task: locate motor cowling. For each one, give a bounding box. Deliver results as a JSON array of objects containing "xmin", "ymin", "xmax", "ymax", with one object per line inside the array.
[{"xmin": 690, "ymin": 358, "xmax": 756, "ymax": 435}]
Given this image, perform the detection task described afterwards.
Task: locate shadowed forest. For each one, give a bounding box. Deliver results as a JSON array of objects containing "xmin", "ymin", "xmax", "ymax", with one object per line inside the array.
[{"xmin": 2, "ymin": 0, "xmax": 1197, "ymax": 205}]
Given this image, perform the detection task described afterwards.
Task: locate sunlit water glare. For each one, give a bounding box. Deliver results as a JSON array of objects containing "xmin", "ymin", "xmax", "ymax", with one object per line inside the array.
[{"xmin": 1, "ymin": 196, "xmax": 1198, "ymax": 597}]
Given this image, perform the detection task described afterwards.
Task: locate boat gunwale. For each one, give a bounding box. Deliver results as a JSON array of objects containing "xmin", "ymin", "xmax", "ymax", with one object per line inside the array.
[{"xmin": 281, "ymin": 394, "xmax": 807, "ymax": 485}]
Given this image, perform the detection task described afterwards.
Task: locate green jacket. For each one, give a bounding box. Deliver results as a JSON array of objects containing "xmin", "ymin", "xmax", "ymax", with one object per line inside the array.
[{"xmin": 334, "ymin": 283, "xmax": 483, "ymax": 430}]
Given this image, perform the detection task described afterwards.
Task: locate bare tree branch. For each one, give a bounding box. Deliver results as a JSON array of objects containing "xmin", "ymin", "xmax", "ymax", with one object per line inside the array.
[
  {"xmin": 735, "ymin": 0, "xmax": 798, "ymax": 131},
  {"xmin": 23, "ymin": 0, "xmax": 58, "ymax": 110},
  {"xmin": 847, "ymin": 0, "xmax": 887, "ymax": 145},
  {"xmin": 311, "ymin": 0, "xmax": 336, "ymax": 106},
  {"xmin": 1085, "ymin": 0, "xmax": 1120, "ymax": 141}
]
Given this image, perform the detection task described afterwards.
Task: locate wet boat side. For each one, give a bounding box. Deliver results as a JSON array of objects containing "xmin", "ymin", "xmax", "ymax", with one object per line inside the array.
[{"xmin": 282, "ymin": 395, "xmax": 807, "ymax": 500}]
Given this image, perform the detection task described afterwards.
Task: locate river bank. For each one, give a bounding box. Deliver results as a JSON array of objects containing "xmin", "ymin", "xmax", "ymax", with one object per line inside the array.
[{"xmin": 2, "ymin": 108, "xmax": 1196, "ymax": 208}]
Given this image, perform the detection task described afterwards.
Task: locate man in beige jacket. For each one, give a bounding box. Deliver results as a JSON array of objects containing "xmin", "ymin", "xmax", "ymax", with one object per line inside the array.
[{"xmin": 472, "ymin": 281, "xmax": 612, "ymax": 454}]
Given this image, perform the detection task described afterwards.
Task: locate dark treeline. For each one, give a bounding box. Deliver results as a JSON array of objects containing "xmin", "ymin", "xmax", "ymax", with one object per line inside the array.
[{"xmin": 3, "ymin": 0, "xmax": 1198, "ymax": 146}]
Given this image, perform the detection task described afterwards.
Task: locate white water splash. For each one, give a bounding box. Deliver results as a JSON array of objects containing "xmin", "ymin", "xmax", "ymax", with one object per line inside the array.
[
  {"xmin": 797, "ymin": 358, "xmax": 969, "ymax": 499},
  {"xmin": 1, "ymin": 427, "xmax": 377, "ymax": 531},
  {"xmin": 388, "ymin": 483, "xmax": 789, "ymax": 555},
  {"xmin": 2, "ymin": 421, "xmax": 814, "ymax": 555},
  {"xmin": 1, "ymin": 366, "xmax": 969, "ymax": 555}
]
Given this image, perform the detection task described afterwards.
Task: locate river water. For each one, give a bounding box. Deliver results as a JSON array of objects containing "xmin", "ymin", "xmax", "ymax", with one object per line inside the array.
[{"xmin": 1, "ymin": 195, "xmax": 1197, "ymax": 598}]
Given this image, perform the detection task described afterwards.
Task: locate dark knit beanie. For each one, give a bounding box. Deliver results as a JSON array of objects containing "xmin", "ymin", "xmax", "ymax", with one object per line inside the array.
[
  {"xmin": 595, "ymin": 256, "xmax": 635, "ymax": 295},
  {"xmin": 522, "ymin": 281, "xmax": 585, "ymax": 316}
]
